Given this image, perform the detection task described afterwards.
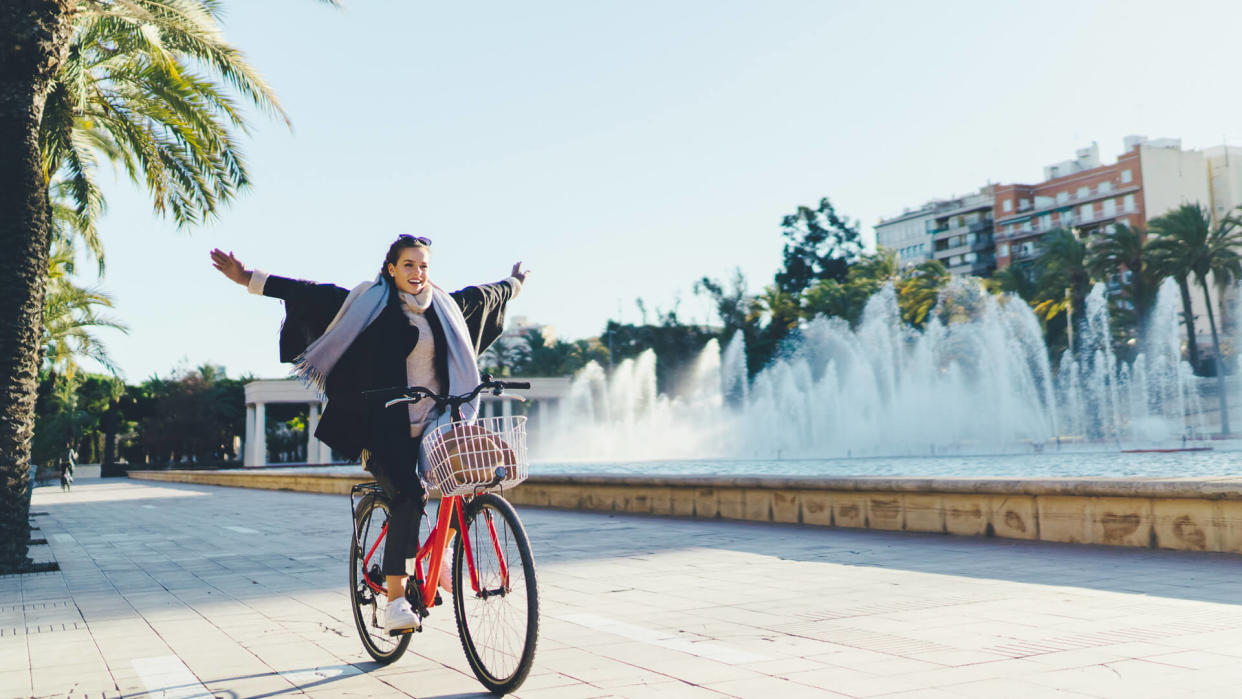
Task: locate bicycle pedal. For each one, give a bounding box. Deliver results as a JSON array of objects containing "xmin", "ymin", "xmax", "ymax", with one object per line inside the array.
[{"xmin": 388, "ymin": 625, "xmax": 418, "ymax": 637}]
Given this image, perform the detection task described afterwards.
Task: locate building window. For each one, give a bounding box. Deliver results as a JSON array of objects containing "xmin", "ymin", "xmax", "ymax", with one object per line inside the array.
[
  {"xmin": 1002, "ymin": 199, "xmax": 1013, "ymax": 212},
  {"xmin": 1121, "ymin": 169, "xmax": 1133, "ymax": 184},
  {"xmin": 1019, "ymin": 198, "xmax": 1031, "ymax": 210},
  {"xmin": 1077, "ymin": 186, "xmax": 1090, "ymax": 199},
  {"xmin": 1040, "ymin": 214, "xmax": 1052, "ymax": 230},
  {"xmin": 1098, "ymin": 181, "xmax": 1112, "ymax": 194},
  {"xmin": 999, "ymin": 243, "xmax": 1010, "ymax": 256},
  {"xmin": 1080, "ymin": 203, "xmax": 1093, "ymax": 219},
  {"xmin": 1103, "ymin": 199, "xmax": 1117, "ymax": 216},
  {"xmin": 1057, "ymin": 191, "xmax": 1069, "ymax": 204},
  {"xmin": 1123, "ymin": 194, "xmax": 1135, "ymax": 212}
]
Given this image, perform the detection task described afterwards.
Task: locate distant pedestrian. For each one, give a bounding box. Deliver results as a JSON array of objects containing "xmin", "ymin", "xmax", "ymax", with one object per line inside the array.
[{"xmin": 59, "ymin": 462, "xmax": 72, "ymax": 491}]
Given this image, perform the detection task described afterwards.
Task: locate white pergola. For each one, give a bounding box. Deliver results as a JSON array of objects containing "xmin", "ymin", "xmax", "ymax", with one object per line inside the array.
[{"xmin": 241, "ymin": 377, "xmax": 571, "ymax": 467}]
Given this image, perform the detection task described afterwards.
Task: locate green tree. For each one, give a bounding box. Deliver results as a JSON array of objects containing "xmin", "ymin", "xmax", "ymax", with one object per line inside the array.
[
  {"xmin": 774, "ymin": 196, "xmax": 863, "ymax": 297},
  {"xmin": 898, "ymin": 259, "xmax": 949, "ymax": 328},
  {"xmin": 42, "ymin": 241, "xmax": 127, "ymax": 379},
  {"xmin": 1147, "ymin": 205, "xmax": 1219, "ymax": 373},
  {"xmin": 1086, "ymin": 222, "xmax": 1158, "ymax": 343},
  {"xmin": 1, "ymin": 0, "xmax": 334, "ymax": 571},
  {"xmin": 1032, "ymin": 228, "xmax": 1091, "ymax": 355},
  {"xmin": 1147, "ymin": 203, "xmax": 1242, "ymax": 434},
  {"xmin": 137, "ymin": 365, "xmax": 248, "ymax": 466}
]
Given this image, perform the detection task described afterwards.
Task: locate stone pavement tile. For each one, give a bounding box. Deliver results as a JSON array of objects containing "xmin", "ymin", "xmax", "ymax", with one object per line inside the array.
[
  {"xmin": 942, "ymin": 677, "xmax": 1096, "ymax": 698},
  {"xmin": 873, "ymin": 689, "xmax": 963, "ymax": 699},
  {"xmin": 379, "ymin": 664, "xmax": 499, "ymax": 696},
  {"xmin": 1021, "ymin": 661, "xmax": 1205, "ymax": 699},
  {"xmin": 30, "ymin": 669, "xmax": 118, "ymax": 698},
  {"xmin": 1146, "ymin": 649, "xmax": 1242, "ymax": 669},
  {"xmin": 301, "ymin": 672, "xmax": 416, "ymax": 698},
  {"xmin": 705, "ymin": 674, "xmax": 850, "ymax": 698},
  {"xmin": 511, "ymin": 670, "xmax": 584, "ymax": 691},
  {"xmin": 0, "ymin": 668, "xmax": 33, "ymax": 697},
  {"xmin": 847, "ymin": 655, "xmax": 946, "ymax": 675},
  {"xmin": 783, "ymin": 664, "xmax": 924, "ymax": 697},
  {"xmin": 901, "ymin": 648, "xmax": 1013, "ymax": 667},
  {"xmin": 588, "ymin": 667, "xmax": 678, "ymax": 690},
  {"xmin": 0, "ymin": 640, "xmax": 30, "ymax": 672},
  {"xmin": 735, "ymin": 655, "xmax": 832, "ymax": 676},
  {"xmin": 1018, "ymin": 641, "xmax": 1187, "ymax": 668},
  {"xmin": 606, "ymin": 681, "xmax": 731, "ymax": 698},
  {"xmin": 533, "ymin": 646, "xmax": 646, "ymax": 684},
  {"xmin": 880, "ymin": 658, "xmax": 1051, "ymax": 689},
  {"xmin": 804, "ymin": 646, "xmax": 907, "ymax": 669}
]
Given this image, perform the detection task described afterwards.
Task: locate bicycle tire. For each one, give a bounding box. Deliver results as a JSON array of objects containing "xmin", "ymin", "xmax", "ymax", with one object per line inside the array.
[
  {"xmin": 452, "ymin": 493, "xmax": 539, "ymax": 695},
  {"xmin": 350, "ymin": 493, "xmax": 411, "ymax": 664}
]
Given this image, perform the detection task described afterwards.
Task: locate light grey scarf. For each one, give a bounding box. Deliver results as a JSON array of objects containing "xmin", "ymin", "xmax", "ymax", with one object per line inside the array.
[{"xmin": 293, "ymin": 276, "xmax": 481, "ymax": 423}]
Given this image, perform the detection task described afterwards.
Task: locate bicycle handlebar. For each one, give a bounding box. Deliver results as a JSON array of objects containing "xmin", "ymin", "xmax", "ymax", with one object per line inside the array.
[{"xmin": 360, "ymin": 376, "xmax": 530, "ymax": 415}]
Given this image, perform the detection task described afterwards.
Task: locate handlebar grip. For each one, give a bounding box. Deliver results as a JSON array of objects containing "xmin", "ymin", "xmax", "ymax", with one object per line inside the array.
[{"xmin": 500, "ymin": 381, "xmax": 531, "ymax": 389}]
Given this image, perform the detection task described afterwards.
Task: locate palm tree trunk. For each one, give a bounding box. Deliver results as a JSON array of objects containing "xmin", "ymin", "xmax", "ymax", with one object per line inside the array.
[
  {"xmin": 1070, "ymin": 279, "xmax": 1088, "ymax": 356},
  {"xmin": 1177, "ymin": 276, "xmax": 1202, "ymax": 372},
  {"xmin": 0, "ymin": 0, "xmax": 76, "ymax": 572},
  {"xmin": 1201, "ymin": 281, "xmax": 1230, "ymax": 436},
  {"xmin": 1130, "ymin": 261, "xmax": 1146, "ymax": 342}
]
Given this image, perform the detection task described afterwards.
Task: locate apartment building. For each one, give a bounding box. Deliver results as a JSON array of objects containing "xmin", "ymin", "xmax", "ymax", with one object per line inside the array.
[
  {"xmin": 874, "ymin": 205, "xmax": 935, "ymax": 266},
  {"xmin": 875, "ymin": 186, "xmax": 995, "ymax": 274},
  {"xmin": 927, "ymin": 188, "xmax": 996, "ymax": 276},
  {"xmin": 994, "ymin": 138, "xmax": 1209, "ymax": 268}
]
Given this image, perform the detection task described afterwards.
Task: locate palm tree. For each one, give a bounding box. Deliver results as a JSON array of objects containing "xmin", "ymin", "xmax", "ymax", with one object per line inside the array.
[
  {"xmin": 1147, "ymin": 203, "xmax": 1242, "ymax": 434},
  {"xmin": 897, "ymin": 259, "xmax": 949, "ymax": 328},
  {"xmin": 1147, "ymin": 207, "xmax": 1209, "ymax": 373},
  {"xmin": 43, "ymin": 242, "xmax": 128, "ymax": 379},
  {"xmin": 1086, "ymin": 222, "xmax": 1157, "ymax": 342},
  {"xmin": 1033, "ymin": 228, "xmax": 1091, "ymax": 355},
  {"xmin": 0, "ymin": 0, "xmax": 333, "ymax": 572}
]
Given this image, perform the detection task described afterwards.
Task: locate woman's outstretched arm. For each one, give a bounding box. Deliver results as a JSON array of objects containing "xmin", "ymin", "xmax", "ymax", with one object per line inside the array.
[
  {"xmin": 208, "ymin": 247, "xmax": 350, "ymax": 362},
  {"xmin": 210, "ymin": 248, "xmax": 253, "ymax": 286}
]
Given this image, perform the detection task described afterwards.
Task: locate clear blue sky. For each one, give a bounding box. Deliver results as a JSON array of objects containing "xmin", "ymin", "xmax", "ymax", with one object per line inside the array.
[{"xmin": 91, "ymin": 0, "xmax": 1242, "ymax": 381}]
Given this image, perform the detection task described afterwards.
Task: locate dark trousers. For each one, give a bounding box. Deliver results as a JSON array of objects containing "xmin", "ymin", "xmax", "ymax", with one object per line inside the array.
[{"xmin": 368, "ymin": 438, "xmax": 427, "ymax": 576}]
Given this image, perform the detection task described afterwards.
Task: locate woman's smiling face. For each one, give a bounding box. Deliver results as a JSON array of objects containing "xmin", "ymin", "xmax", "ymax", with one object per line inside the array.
[{"xmin": 387, "ymin": 246, "xmax": 430, "ymax": 295}]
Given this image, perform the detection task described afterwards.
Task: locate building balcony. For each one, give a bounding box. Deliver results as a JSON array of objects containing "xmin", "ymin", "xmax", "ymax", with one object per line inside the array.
[
  {"xmin": 949, "ymin": 259, "xmax": 996, "ymax": 277},
  {"xmin": 996, "ymin": 184, "xmax": 1141, "ymax": 225},
  {"xmin": 935, "ymin": 238, "xmax": 993, "ymax": 259}
]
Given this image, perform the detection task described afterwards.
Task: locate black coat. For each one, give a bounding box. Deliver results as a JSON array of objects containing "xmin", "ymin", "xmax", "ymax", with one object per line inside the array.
[{"xmin": 261, "ymin": 275, "xmax": 517, "ymax": 463}]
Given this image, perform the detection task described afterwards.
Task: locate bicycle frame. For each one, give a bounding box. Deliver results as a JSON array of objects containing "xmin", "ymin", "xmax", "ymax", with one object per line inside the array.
[{"xmin": 352, "ymin": 488, "xmax": 510, "ymax": 607}]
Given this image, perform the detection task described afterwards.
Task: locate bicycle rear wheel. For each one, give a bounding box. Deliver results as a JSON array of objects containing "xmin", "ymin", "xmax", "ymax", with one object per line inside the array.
[
  {"xmin": 452, "ymin": 493, "xmax": 539, "ymax": 694},
  {"xmin": 350, "ymin": 494, "xmax": 411, "ymax": 664}
]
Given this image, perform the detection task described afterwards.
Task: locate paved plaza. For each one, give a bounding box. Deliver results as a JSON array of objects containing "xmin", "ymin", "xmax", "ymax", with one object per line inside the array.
[{"xmin": 7, "ymin": 481, "xmax": 1242, "ymax": 698}]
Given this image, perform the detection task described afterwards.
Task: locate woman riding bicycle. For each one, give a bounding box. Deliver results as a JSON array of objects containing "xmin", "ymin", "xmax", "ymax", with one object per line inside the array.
[{"xmin": 210, "ymin": 236, "xmax": 528, "ymax": 634}]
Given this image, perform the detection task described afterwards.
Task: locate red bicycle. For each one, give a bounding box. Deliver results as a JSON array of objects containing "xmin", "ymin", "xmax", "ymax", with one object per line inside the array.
[{"xmin": 349, "ymin": 377, "xmax": 538, "ymax": 694}]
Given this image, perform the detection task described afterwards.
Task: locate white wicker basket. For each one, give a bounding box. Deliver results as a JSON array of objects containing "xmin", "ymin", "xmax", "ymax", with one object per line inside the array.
[{"xmin": 423, "ymin": 416, "xmax": 528, "ymax": 496}]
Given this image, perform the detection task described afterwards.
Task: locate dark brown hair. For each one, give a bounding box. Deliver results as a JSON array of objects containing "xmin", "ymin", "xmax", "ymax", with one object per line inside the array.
[{"xmin": 380, "ymin": 235, "xmax": 431, "ymax": 281}]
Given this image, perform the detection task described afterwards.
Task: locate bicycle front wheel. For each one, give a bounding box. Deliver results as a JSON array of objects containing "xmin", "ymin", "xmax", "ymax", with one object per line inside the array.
[
  {"xmin": 452, "ymin": 493, "xmax": 539, "ymax": 694},
  {"xmin": 350, "ymin": 494, "xmax": 411, "ymax": 664}
]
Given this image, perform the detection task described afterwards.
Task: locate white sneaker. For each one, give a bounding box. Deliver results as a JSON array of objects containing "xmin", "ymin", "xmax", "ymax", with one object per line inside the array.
[{"xmin": 382, "ymin": 597, "xmax": 420, "ymax": 634}]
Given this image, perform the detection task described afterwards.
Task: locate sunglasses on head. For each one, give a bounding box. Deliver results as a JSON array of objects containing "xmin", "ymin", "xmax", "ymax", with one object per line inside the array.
[{"xmin": 399, "ymin": 235, "xmax": 432, "ymax": 246}]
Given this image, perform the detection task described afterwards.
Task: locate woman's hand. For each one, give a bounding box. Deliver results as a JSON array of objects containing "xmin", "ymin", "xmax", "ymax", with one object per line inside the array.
[
  {"xmin": 510, "ymin": 261, "xmax": 530, "ymax": 284},
  {"xmin": 210, "ymin": 248, "xmax": 252, "ymax": 286}
]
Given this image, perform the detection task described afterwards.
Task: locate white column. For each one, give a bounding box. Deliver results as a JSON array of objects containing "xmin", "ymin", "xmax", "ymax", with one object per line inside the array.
[
  {"xmin": 501, "ymin": 397, "xmax": 512, "ymax": 419},
  {"xmin": 319, "ymin": 403, "xmax": 332, "ymax": 463},
  {"xmin": 307, "ymin": 402, "xmax": 323, "ymax": 465},
  {"xmin": 243, "ymin": 404, "xmax": 255, "ymax": 466},
  {"xmin": 253, "ymin": 402, "xmax": 267, "ymax": 467}
]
